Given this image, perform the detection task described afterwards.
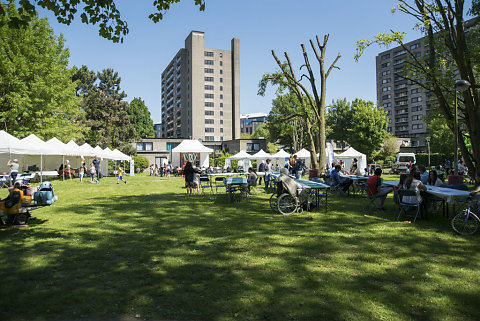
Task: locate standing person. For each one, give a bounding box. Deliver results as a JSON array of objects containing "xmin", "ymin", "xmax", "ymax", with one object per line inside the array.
[
  {"xmin": 370, "ymin": 159, "xmax": 376, "ymax": 175},
  {"xmin": 117, "ymin": 164, "xmax": 127, "ymax": 184},
  {"xmin": 350, "ymin": 158, "xmax": 358, "ymax": 173},
  {"xmin": 264, "ymin": 158, "xmax": 273, "ymax": 189},
  {"xmin": 258, "ymin": 160, "xmax": 266, "ymax": 185},
  {"xmin": 65, "ymin": 160, "xmax": 72, "ymax": 180},
  {"xmin": 192, "ymin": 166, "xmax": 201, "ymax": 195},
  {"xmin": 183, "ymin": 161, "xmax": 195, "ymax": 195},
  {"xmin": 166, "ymin": 162, "xmax": 172, "ymax": 179},
  {"xmin": 92, "ymin": 156, "xmax": 101, "ymax": 183},
  {"xmin": 79, "ymin": 162, "xmax": 86, "ymax": 183},
  {"xmin": 7, "ymin": 159, "xmax": 19, "ymax": 185},
  {"xmin": 366, "ymin": 168, "xmax": 392, "ymax": 210},
  {"xmin": 89, "ymin": 162, "xmax": 96, "ymax": 184},
  {"xmin": 288, "ymin": 155, "xmax": 295, "ymax": 174},
  {"xmin": 292, "ymin": 155, "xmax": 302, "ymax": 179}
]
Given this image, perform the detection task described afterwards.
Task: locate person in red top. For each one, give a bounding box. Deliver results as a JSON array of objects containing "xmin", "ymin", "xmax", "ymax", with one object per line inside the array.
[{"xmin": 366, "ymin": 168, "xmax": 393, "ymax": 210}]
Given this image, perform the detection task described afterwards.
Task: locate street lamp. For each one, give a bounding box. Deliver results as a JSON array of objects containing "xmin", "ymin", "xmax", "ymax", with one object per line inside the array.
[
  {"xmin": 426, "ymin": 136, "xmax": 431, "ymax": 168},
  {"xmin": 454, "ymin": 79, "xmax": 471, "ymax": 175}
]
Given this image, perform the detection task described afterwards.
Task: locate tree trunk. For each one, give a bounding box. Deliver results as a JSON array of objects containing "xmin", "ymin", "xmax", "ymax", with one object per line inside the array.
[{"xmin": 305, "ymin": 116, "xmax": 319, "ymax": 169}]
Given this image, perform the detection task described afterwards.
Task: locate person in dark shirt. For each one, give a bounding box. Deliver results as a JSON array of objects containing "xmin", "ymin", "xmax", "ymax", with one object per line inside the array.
[
  {"xmin": 92, "ymin": 156, "xmax": 101, "ymax": 183},
  {"xmin": 330, "ymin": 164, "xmax": 353, "ymax": 193}
]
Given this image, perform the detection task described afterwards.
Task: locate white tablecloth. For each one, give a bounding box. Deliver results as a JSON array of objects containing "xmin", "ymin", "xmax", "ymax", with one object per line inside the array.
[{"xmin": 382, "ymin": 180, "xmax": 472, "ymax": 203}]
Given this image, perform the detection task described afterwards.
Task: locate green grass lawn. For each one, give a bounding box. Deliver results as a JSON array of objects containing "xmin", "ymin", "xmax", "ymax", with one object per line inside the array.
[{"xmin": 0, "ymin": 174, "xmax": 479, "ymax": 321}]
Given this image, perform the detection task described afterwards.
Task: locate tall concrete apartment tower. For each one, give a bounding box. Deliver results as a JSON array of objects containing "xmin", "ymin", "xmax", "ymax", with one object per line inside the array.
[
  {"xmin": 376, "ymin": 40, "xmax": 429, "ymax": 147},
  {"xmin": 161, "ymin": 31, "xmax": 240, "ymax": 141}
]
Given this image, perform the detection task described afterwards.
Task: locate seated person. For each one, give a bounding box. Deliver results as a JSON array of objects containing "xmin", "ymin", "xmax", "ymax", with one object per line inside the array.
[
  {"xmin": 351, "ymin": 164, "xmax": 361, "ymax": 176},
  {"xmin": 247, "ymin": 167, "xmax": 258, "ymax": 191},
  {"xmin": 402, "ymin": 170, "xmax": 427, "ymax": 204},
  {"xmin": 427, "ymin": 170, "xmax": 443, "ymax": 187},
  {"xmin": 366, "ymin": 168, "xmax": 393, "ymax": 210},
  {"xmin": 330, "ymin": 164, "xmax": 353, "ymax": 193},
  {"xmin": 418, "ymin": 165, "xmax": 429, "ymax": 185}
]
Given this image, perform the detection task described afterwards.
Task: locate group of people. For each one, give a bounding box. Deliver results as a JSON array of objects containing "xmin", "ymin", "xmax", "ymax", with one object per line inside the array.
[{"xmin": 149, "ymin": 163, "xmax": 172, "ymax": 178}]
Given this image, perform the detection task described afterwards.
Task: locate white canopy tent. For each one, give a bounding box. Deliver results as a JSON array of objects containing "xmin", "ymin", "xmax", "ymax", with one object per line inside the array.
[
  {"xmin": 251, "ymin": 149, "xmax": 271, "ymax": 159},
  {"xmin": 270, "ymin": 149, "xmax": 290, "ymax": 169},
  {"xmin": 171, "ymin": 140, "xmax": 213, "ymax": 168},
  {"xmin": 335, "ymin": 147, "xmax": 367, "ymax": 175},
  {"xmin": 112, "ymin": 149, "xmax": 132, "ymax": 161},
  {"xmin": 294, "ymin": 148, "xmax": 312, "ymax": 168},
  {"xmin": 226, "ymin": 150, "xmax": 252, "ymax": 171}
]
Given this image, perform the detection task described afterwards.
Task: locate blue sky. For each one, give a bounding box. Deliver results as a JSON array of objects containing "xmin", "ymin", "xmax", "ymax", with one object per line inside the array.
[{"xmin": 39, "ymin": 0, "xmax": 430, "ymax": 123}]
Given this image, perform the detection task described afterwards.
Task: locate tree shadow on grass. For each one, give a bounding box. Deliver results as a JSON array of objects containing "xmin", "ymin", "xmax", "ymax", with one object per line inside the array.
[{"xmin": 0, "ymin": 192, "xmax": 479, "ymax": 320}]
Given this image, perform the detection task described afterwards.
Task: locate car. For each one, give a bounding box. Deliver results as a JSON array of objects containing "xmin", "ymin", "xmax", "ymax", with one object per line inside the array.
[{"xmin": 393, "ymin": 153, "xmax": 416, "ymax": 174}]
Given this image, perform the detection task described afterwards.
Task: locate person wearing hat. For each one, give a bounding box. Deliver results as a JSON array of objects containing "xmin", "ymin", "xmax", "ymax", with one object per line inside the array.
[{"xmin": 7, "ymin": 159, "xmax": 19, "ymax": 184}]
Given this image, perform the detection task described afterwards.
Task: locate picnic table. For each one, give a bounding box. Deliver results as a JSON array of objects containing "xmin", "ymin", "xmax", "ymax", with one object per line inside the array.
[
  {"xmin": 295, "ymin": 179, "xmax": 330, "ymax": 212},
  {"xmin": 226, "ymin": 177, "xmax": 248, "ymax": 202},
  {"xmin": 383, "ymin": 180, "xmax": 475, "ymax": 217}
]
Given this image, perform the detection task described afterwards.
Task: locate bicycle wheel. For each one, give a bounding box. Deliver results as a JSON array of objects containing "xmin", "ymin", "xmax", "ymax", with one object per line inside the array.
[
  {"xmin": 269, "ymin": 194, "xmax": 279, "ymax": 212},
  {"xmin": 451, "ymin": 210, "xmax": 480, "ymax": 236},
  {"xmin": 277, "ymin": 193, "xmax": 297, "ymax": 215}
]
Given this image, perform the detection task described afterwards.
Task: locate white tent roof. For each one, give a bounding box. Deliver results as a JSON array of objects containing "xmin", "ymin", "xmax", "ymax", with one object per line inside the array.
[
  {"xmin": 112, "ymin": 149, "xmax": 132, "ymax": 161},
  {"xmin": 271, "ymin": 149, "xmax": 290, "ymax": 159},
  {"xmin": 45, "ymin": 137, "xmax": 74, "ymax": 156},
  {"xmin": 251, "ymin": 149, "xmax": 271, "ymax": 159},
  {"xmin": 171, "ymin": 140, "xmax": 213, "ymax": 153},
  {"xmin": 295, "ymin": 148, "xmax": 311, "ymax": 158},
  {"xmin": 19, "ymin": 134, "xmax": 56, "ymax": 155},
  {"xmin": 79, "ymin": 143, "xmax": 95, "ymax": 157},
  {"xmin": 0, "ymin": 130, "xmax": 41, "ymax": 155},
  {"xmin": 229, "ymin": 150, "xmax": 252, "ymax": 160},
  {"xmin": 338, "ymin": 147, "xmax": 364, "ymax": 158}
]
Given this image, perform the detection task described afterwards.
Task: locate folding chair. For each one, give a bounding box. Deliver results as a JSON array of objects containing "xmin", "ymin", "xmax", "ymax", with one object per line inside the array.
[
  {"xmin": 199, "ymin": 176, "xmax": 214, "ymax": 199},
  {"xmin": 363, "ymin": 183, "xmax": 382, "ymax": 212},
  {"xmin": 214, "ymin": 177, "xmax": 227, "ymax": 194},
  {"xmin": 397, "ymin": 189, "xmax": 421, "ymax": 223}
]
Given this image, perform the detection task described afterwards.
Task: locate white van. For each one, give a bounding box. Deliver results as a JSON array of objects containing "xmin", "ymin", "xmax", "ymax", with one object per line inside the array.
[{"xmin": 393, "ymin": 153, "xmax": 416, "ymax": 174}]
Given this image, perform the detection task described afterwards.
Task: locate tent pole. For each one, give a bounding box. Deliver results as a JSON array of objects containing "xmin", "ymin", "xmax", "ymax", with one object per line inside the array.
[
  {"xmin": 40, "ymin": 155, "xmax": 43, "ymax": 183},
  {"xmin": 62, "ymin": 155, "xmax": 65, "ymax": 181}
]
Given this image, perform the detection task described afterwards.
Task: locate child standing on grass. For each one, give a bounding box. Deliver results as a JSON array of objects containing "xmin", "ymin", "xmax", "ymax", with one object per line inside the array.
[
  {"xmin": 117, "ymin": 164, "xmax": 127, "ymax": 184},
  {"xmin": 79, "ymin": 162, "xmax": 86, "ymax": 183},
  {"xmin": 89, "ymin": 163, "xmax": 96, "ymax": 184}
]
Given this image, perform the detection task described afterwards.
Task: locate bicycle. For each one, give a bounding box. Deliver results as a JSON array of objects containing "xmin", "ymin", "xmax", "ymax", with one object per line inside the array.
[{"xmin": 451, "ymin": 197, "xmax": 479, "ymax": 236}]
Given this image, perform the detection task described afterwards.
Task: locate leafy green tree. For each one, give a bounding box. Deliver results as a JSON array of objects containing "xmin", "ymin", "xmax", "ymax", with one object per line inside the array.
[
  {"xmin": 326, "ymin": 99, "xmax": 387, "ymax": 159},
  {"xmin": 250, "ymin": 123, "xmax": 269, "ymax": 140},
  {"xmin": 348, "ymin": 99, "xmax": 388, "ymax": 159},
  {"xmin": 427, "ymin": 115, "xmax": 455, "ymax": 156},
  {"xmin": 326, "ymin": 98, "xmax": 352, "ymax": 147},
  {"xmin": 133, "ymin": 155, "xmax": 149, "ymax": 172},
  {"xmin": 97, "ymin": 68, "xmax": 126, "ymax": 100},
  {"xmin": 72, "ymin": 65, "xmax": 136, "ymax": 153},
  {"xmin": 0, "ymin": 3, "xmax": 85, "ymax": 141},
  {"xmin": 0, "ymin": 0, "xmax": 206, "ymax": 43},
  {"xmin": 355, "ymin": 0, "xmax": 480, "ymax": 178},
  {"xmin": 128, "ymin": 98, "xmax": 154, "ymax": 138}
]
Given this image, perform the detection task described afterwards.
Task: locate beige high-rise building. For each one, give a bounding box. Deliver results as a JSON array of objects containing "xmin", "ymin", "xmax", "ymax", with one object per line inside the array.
[{"xmin": 161, "ymin": 31, "xmax": 240, "ymax": 141}]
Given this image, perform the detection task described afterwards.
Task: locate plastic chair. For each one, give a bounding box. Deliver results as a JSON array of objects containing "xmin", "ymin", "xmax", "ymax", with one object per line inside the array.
[
  {"xmin": 214, "ymin": 177, "xmax": 226, "ymax": 194},
  {"xmin": 363, "ymin": 183, "xmax": 382, "ymax": 212},
  {"xmin": 200, "ymin": 176, "xmax": 214, "ymax": 199},
  {"xmin": 397, "ymin": 189, "xmax": 421, "ymax": 223}
]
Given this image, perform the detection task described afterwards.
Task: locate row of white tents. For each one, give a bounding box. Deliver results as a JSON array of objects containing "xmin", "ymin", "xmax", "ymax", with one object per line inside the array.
[
  {"xmin": 0, "ymin": 130, "xmax": 131, "ymax": 179},
  {"xmin": 227, "ymin": 147, "xmax": 367, "ymax": 174}
]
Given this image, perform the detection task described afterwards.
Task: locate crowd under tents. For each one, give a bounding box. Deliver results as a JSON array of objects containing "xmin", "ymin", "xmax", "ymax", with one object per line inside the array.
[{"xmin": 0, "ymin": 130, "xmax": 131, "ymax": 181}]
